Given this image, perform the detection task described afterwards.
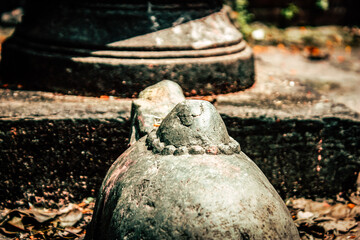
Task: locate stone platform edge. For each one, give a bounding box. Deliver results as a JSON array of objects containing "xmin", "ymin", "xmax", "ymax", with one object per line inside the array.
[{"xmin": 0, "ymin": 89, "xmax": 359, "ymax": 207}]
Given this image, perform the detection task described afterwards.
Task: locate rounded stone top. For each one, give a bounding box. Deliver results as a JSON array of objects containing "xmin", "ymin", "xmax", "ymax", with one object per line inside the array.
[
  {"xmin": 158, "ymin": 100, "xmax": 229, "ymax": 147},
  {"xmin": 138, "ymin": 80, "xmax": 185, "ymax": 104},
  {"xmin": 145, "ymin": 100, "xmax": 241, "ymax": 155}
]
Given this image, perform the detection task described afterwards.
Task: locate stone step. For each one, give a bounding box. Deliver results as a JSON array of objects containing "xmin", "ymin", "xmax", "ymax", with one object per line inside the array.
[{"xmin": 1, "ymin": 76, "xmax": 359, "ymax": 207}]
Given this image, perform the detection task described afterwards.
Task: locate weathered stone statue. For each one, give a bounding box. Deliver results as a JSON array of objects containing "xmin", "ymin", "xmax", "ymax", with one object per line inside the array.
[
  {"xmin": 1, "ymin": 0, "xmax": 254, "ymax": 97},
  {"xmin": 86, "ymin": 100, "xmax": 299, "ymax": 239}
]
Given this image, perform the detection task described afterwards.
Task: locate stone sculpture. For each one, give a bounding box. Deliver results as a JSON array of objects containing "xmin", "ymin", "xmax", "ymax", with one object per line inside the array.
[
  {"xmin": 129, "ymin": 80, "xmax": 185, "ymax": 145},
  {"xmin": 86, "ymin": 100, "xmax": 299, "ymax": 239}
]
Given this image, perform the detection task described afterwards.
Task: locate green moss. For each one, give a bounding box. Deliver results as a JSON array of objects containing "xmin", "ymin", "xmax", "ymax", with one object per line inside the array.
[
  {"xmin": 281, "ymin": 3, "xmax": 299, "ymax": 21},
  {"xmin": 234, "ymin": 0, "xmax": 254, "ymax": 38},
  {"xmin": 316, "ymin": 0, "xmax": 329, "ymax": 11}
]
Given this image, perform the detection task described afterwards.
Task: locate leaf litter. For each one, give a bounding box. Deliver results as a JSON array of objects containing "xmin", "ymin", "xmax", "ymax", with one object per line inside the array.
[
  {"xmin": 1, "ymin": 193, "xmax": 360, "ymax": 239},
  {"xmin": 287, "ymin": 191, "xmax": 360, "ymax": 240},
  {"xmin": 0, "ymin": 197, "xmax": 94, "ymax": 239}
]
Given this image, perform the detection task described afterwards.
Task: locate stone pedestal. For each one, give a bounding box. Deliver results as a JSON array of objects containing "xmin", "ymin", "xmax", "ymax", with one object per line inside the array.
[{"xmin": 1, "ymin": 0, "xmax": 254, "ymax": 97}]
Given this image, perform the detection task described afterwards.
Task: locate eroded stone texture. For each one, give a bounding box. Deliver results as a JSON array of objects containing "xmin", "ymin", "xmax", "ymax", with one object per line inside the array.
[
  {"xmin": 86, "ymin": 100, "xmax": 299, "ymax": 240},
  {"xmin": 129, "ymin": 80, "xmax": 185, "ymax": 145}
]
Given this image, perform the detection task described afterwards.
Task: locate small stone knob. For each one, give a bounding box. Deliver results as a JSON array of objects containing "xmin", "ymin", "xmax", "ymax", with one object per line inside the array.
[
  {"xmin": 158, "ymin": 100, "xmax": 230, "ymax": 147},
  {"xmin": 147, "ymin": 100, "xmax": 241, "ymax": 155}
]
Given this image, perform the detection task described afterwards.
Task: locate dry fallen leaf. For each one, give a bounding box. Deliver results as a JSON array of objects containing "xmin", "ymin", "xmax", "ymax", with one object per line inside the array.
[
  {"xmin": 7, "ymin": 216, "xmax": 25, "ymax": 231},
  {"xmin": 28, "ymin": 204, "xmax": 58, "ymax": 223},
  {"xmin": 349, "ymin": 206, "xmax": 360, "ymax": 218},
  {"xmin": 59, "ymin": 203, "xmax": 76, "ymax": 215},
  {"xmin": 349, "ymin": 193, "xmax": 360, "ymax": 205},
  {"xmin": 305, "ymin": 200, "xmax": 332, "ymax": 216},
  {"xmin": 297, "ymin": 211, "xmax": 314, "ymax": 219},
  {"xmin": 0, "ymin": 209, "xmax": 10, "ymax": 223},
  {"xmin": 329, "ymin": 204, "xmax": 351, "ymax": 219},
  {"xmin": 59, "ymin": 209, "xmax": 83, "ymax": 227},
  {"xmin": 65, "ymin": 226, "xmax": 83, "ymax": 235},
  {"xmin": 317, "ymin": 219, "xmax": 357, "ymax": 233},
  {"xmin": 292, "ymin": 198, "xmax": 309, "ymax": 210}
]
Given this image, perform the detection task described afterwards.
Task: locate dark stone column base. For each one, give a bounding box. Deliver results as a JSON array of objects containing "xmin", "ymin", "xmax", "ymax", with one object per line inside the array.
[
  {"xmin": 1, "ymin": 41, "xmax": 254, "ymax": 97},
  {"xmin": 1, "ymin": 5, "xmax": 255, "ymax": 97}
]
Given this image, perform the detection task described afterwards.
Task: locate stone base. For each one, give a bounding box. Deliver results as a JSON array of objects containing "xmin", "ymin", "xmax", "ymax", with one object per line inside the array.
[
  {"xmin": 0, "ymin": 5, "xmax": 255, "ymax": 97},
  {"xmin": 1, "ymin": 41, "xmax": 254, "ymax": 97}
]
